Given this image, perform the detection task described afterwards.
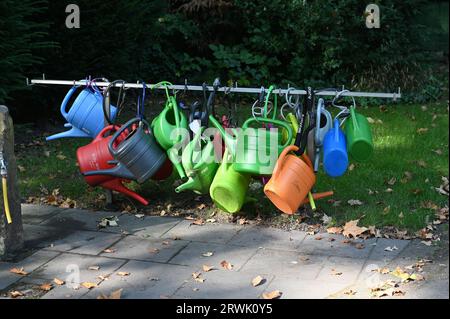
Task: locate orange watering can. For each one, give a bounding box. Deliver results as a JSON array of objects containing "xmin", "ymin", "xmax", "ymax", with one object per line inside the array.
[{"xmin": 264, "ymin": 145, "xmax": 333, "ymax": 215}]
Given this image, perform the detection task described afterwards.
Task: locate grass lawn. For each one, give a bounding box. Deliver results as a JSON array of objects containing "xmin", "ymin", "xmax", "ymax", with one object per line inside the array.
[{"xmin": 14, "ymin": 102, "xmax": 449, "ymax": 232}]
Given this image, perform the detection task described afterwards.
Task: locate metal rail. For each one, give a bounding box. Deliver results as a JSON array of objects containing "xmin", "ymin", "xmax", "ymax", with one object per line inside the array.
[{"xmin": 27, "ymin": 76, "xmax": 401, "ymax": 100}]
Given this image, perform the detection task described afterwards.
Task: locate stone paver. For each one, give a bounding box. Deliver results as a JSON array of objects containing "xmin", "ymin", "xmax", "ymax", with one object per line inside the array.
[
  {"xmin": 297, "ymin": 233, "xmax": 376, "ymax": 259},
  {"xmin": 83, "ymin": 260, "xmax": 194, "ymax": 299},
  {"xmin": 228, "ymin": 226, "xmax": 306, "ymax": 251},
  {"xmin": 1, "ymin": 204, "xmax": 448, "ymax": 299},
  {"xmin": 263, "ymin": 277, "xmax": 350, "ymax": 299},
  {"xmin": 0, "ymin": 250, "xmax": 60, "ymax": 290},
  {"xmin": 174, "ymin": 270, "xmax": 274, "ymax": 299},
  {"xmin": 163, "ymin": 220, "xmax": 241, "ymax": 244},
  {"xmin": 240, "ymin": 249, "xmax": 327, "ymax": 279},
  {"xmin": 20, "ymin": 252, "xmax": 126, "ymax": 299},
  {"xmin": 99, "ymin": 236, "xmax": 189, "ymax": 263},
  {"xmin": 168, "ymin": 241, "xmax": 257, "ymax": 270},
  {"xmin": 21, "ymin": 204, "xmax": 64, "ymax": 225},
  {"xmin": 41, "ymin": 209, "xmax": 121, "ymax": 231},
  {"xmin": 104, "ymin": 214, "xmax": 182, "ymax": 238}
]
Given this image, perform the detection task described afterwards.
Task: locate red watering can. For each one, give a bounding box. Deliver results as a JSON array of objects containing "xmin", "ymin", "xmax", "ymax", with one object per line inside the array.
[{"xmin": 76, "ymin": 125, "xmax": 149, "ymax": 205}]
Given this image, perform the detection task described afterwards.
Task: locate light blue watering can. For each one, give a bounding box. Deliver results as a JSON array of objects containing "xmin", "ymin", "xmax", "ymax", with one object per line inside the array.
[{"xmin": 46, "ymin": 85, "xmax": 118, "ymax": 141}]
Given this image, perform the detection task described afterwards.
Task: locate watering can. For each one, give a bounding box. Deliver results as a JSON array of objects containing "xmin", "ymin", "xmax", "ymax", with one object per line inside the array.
[
  {"xmin": 76, "ymin": 125, "xmax": 149, "ymax": 205},
  {"xmin": 47, "ymin": 85, "xmax": 118, "ymax": 141},
  {"xmin": 312, "ymin": 98, "xmax": 333, "ymax": 172},
  {"xmin": 174, "ymin": 128, "xmax": 219, "ymax": 194},
  {"xmin": 151, "ymin": 96, "xmax": 188, "ymax": 150},
  {"xmin": 345, "ymin": 106, "xmax": 374, "ymax": 162},
  {"xmin": 209, "ymin": 115, "xmax": 293, "ymax": 176},
  {"xmin": 209, "ymin": 148, "xmax": 252, "ymax": 214},
  {"xmin": 264, "ymin": 145, "xmax": 316, "ymax": 214},
  {"xmin": 84, "ymin": 118, "xmax": 167, "ymax": 183},
  {"xmin": 323, "ymin": 119, "xmax": 349, "ymax": 177}
]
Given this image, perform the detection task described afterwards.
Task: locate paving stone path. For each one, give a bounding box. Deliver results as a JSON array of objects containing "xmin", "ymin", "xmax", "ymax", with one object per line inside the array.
[{"xmin": 0, "ymin": 204, "xmax": 448, "ymax": 299}]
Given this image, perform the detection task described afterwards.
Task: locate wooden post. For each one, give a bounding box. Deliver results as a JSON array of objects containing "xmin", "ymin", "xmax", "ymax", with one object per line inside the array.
[{"xmin": 0, "ymin": 105, "xmax": 24, "ymax": 259}]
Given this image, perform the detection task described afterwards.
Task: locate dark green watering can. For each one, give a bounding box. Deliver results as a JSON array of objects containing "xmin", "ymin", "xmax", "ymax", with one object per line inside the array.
[
  {"xmin": 209, "ymin": 115, "xmax": 293, "ymax": 176},
  {"xmin": 174, "ymin": 128, "xmax": 219, "ymax": 194}
]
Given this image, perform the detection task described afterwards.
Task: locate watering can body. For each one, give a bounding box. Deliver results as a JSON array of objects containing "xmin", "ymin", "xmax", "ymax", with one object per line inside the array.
[
  {"xmin": 264, "ymin": 145, "xmax": 316, "ymax": 215},
  {"xmin": 47, "ymin": 86, "xmax": 118, "ymax": 141},
  {"xmin": 345, "ymin": 107, "xmax": 374, "ymax": 162},
  {"xmin": 312, "ymin": 99, "xmax": 333, "ymax": 172},
  {"xmin": 84, "ymin": 118, "xmax": 167, "ymax": 183},
  {"xmin": 209, "ymin": 148, "xmax": 251, "ymax": 214},
  {"xmin": 323, "ymin": 119, "xmax": 349, "ymax": 177},
  {"xmin": 151, "ymin": 96, "xmax": 188, "ymax": 150},
  {"xmin": 175, "ymin": 130, "xmax": 219, "ymax": 194},
  {"xmin": 209, "ymin": 115, "xmax": 293, "ymax": 176},
  {"xmin": 76, "ymin": 126, "xmax": 149, "ymax": 205}
]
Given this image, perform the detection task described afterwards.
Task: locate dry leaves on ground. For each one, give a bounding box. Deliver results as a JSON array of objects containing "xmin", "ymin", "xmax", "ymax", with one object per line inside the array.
[
  {"xmin": 98, "ymin": 289, "xmax": 123, "ymax": 299},
  {"xmin": 251, "ymin": 276, "xmax": 265, "ymax": 287},
  {"xmin": 202, "ymin": 251, "xmax": 214, "ymax": 257},
  {"xmin": 88, "ymin": 266, "xmax": 100, "ymax": 271},
  {"xmin": 262, "ymin": 290, "xmax": 282, "ymax": 299},
  {"xmin": 81, "ymin": 282, "xmax": 98, "ymax": 289},
  {"xmin": 220, "ymin": 260, "xmax": 234, "ymax": 271},
  {"xmin": 103, "ymin": 248, "xmax": 116, "ymax": 253},
  {"xmin": 202, "ymin": 265, "xmax": 214, "ymax": 272},
  {"xmin": 117, "ymin": 272, "xmax": 130, "ymax": 277},
  {"xmin": 10, "ymin": 267, "xmax": 28, "ymax": 276},
  {"xmin": 191, "ymin": 218, "xmax": 205, "ymax": 226},
  {"xmin": 54, "ymin": 278, "xmax": 65, "ymax": 286},
  {"xmin": 342, "ymin": 220, "xmax": 369, "ymax": 238},
  {"xmin": 10, "ymin": 291, "xmax": 24, "ymax": 298},
  {"xmin": 39, "ymin": 283, "xmax": 53, "ymax": 291},
  {"xmin": 347, "ymin": 199, "xmax": 363, "ymax": 206},
  {"xmin": 327, "ymin": 227, "xmax": 343, "ymax": 234}
]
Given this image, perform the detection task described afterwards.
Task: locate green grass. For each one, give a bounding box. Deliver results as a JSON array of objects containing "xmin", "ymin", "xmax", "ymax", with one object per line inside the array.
[{"xmin": 14, "ymin": 103, "xmax": 449, "ymax": 231}]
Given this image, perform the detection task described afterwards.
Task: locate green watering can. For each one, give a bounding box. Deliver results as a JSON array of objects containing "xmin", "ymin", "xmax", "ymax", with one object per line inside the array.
[
  {"xmin": 175, "ymin": 128, "xmax": 219, "ymax": 194},
  {"xmin": 209, "ymin": 148, "xmax": 252, "ymax": 214},
  {"xmin": 345, "ymin": 106, "xmax": 374, "ymax": 162},
  {"xmin": 151, "ymin": 82, "xmax": 188, "ymax": 179},
  {"xmin": 209, "ymin": 115, "xmax": 293, "ymax": 176}
]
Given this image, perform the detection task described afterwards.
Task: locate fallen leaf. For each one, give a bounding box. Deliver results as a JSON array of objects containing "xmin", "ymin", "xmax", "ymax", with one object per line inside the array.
[
  {"xmin": 321, "ymin": 214, "xmax": 332, "ymax": 225},
  {"xmin": 384, "ymin": 246, "xmax": 398, "ymax": 252},
  {"xmin": 39, "ymin": 283, "xmax": 53, "ymax": 291},
  {"xmin": 88, "ymin": 266, "xmax": 100, "ymax": 271},
  {"xmin": 10, "ymin": 291, "xmax": 24, "ymax": 298},
  {"xmin": 103, "ymin": 248, "xmax": 116, "ymax": 253},
  {"xmin": 135, "ymin": 214, "xmax": 145, "ymax": 219},
  {"xmin": 387, "ymin": 177, "xmax": 397, "ymax": 186},
  {"xmin": 197, "ymin": 204, "xmax": 206, "ymax": 210},
  {"xmin": 18, "ymin": 165, "xmax": 26, "ymax": 172},
  {"xmin": 202, "ymin": 265, "xmax": 214, "ymax": 272},
  {"xmin": 195, "ymin": 277, "xmax": 205, "ymax": 283},
  {"xmin": 56, "ymin": 154, "xmax": 67, "ymax": 160},
  {"xmin": 331, "ymin": 269, "xmax": 343, "ymax": 276},
  {"xmin": 385, "ymin": 188, "xmax": 393, "ymax": 193},
  {"xmin": 315, "ymin": 236, "xmax": 323, "ymax": 241},
  {"xmin": 206, "ymin": 218, "xmax": 217, "ymax": 223},
  {"xmin": 191, "ymin": 219, "xmax": 205, "ymax": 226},
  {"xmin": 347, "ymin": 199, "xmax": 363, "ymax": 206},
  {"xmin": 54, "ymin": 278, "xmax": 65, "ymax": 286},
  {"xmin": 376, "ymin": 268, "xmax": 390, "ymax": 274},
  {"xmin": 251, "ymin": 276, "xmax": 264, "ymax": 287},
  {"xmin": 417, "ymin": 160, "xmax": 427, "ymax": 168},
  {"xmin": 327, "ymin": 227, "xmax": 343, "ymax": 234},
  {"xmin": 238, "ymin": 218, "xmax": 249, "ymax": 225},
  {"xmin": 220, "ymin": 260, "xmax": 234, "ymax": 270},
  {"xmin": 348, "ymin": 163, "xmax": 355, "ymax": 171},
  {"xmin": 117, "ymin": 272, "xmax": 130, "ymax": 277},
  {"xmin": 416, "ymin": 128, "xmax": 428, "ymax": 134},
  {"xmin": 421, "ymin": 241, "xmax": 432, "ymax": 246},
  {"xmin": 81, "ymin": 282, "xmax": 97, "ymax": 289},
  {"xmin": 202, "ymin": 251, "xmax": 214, "ymax": 257},
  {"xmin": 342, "ymin": 220, "xmax": 368, "ymax": 238},
  {"xmin": 262, "ymin": 290, "xmax": 282, "ymax": 299},
  {"xmin": 97, "ymin": 288, "xmax": 123, "ymax": 299},
  {"xmin": 192, "ymin": 272, "xmax": 201, "ymax": 279},
  {"xmin": 344, "ymin": 289, "xmax": 357, "ymax": 296},
  {"xmin": 355, "ymin": 243, "xmax": 365, "ymax": 249},
  {"xmin": 162, "ymin": 241, "xmax": 170, "ymax": 246},
  {"xmin": 10, "ymin": 267, "xmax": 28, "ymax": 276},
  {"xmin": 149, "ymin": 248, "xmax": 160, "ymax": 254}
]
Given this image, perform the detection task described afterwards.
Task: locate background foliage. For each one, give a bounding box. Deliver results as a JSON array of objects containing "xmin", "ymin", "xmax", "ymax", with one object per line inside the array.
[{"xmin": 0, "ymin": 0, "xmax": 448, "ymax": 121}]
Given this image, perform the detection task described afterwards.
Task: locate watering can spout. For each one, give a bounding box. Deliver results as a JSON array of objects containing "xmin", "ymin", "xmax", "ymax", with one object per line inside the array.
[
  {"xmin": 83, "ymin": 164, "xmax": 136, "ymax": 180},
  {"xmin": 175, "ymin": 176, "xmax": 202, "ymax": 193},
  {"xmin": 46, "ymin": 125, "xmax": 91, "ymax": 141},
  {"xmin": 208, "ymin": 115, "xmax": 236, "ymax": 155}
]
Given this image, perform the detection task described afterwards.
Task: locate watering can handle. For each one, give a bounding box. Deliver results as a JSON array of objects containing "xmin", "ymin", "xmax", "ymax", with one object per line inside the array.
[
  {"xmin": 349, "ymin": 106, "xmax": 358, "ymax": 130},
  {"xmin": 263, "ymin": 85, "xmax": 278, "ymax": 120},
  {"xmin": 273, "ymin": 145, "xmax": 298, "ymax": 179},
  {"xmin": 93, "ymin": 125, "xmax": 118, "ymax": 143},
  {"xmin": 108, "ymin": 117, "xmax": 150, "ymax": 155},
  {"xmin": 243, "ymin": 117, "xmax": 293, "ymax": 149},
  {"xmin": 60, "ymin": 85, "xmax": 80, "ymax": 120}
]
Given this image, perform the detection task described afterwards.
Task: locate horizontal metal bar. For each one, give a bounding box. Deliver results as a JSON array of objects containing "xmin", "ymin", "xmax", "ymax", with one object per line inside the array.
[{"xmin": 28, "ymin": 79, "xmax": 401, "ymax": 99}]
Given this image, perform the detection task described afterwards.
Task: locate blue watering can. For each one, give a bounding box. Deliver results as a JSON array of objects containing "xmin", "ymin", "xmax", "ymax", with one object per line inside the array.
[
  {"xmin": 46, "ymin": 85, "xmax": 118, "ymax": 141},
  {"xmin": 323, "ymin": 119, "xmax": 349, "ymax": 177}
]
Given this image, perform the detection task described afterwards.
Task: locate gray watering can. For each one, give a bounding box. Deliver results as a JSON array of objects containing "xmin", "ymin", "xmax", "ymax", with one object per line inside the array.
[{"xmin": 84, "ymin": 117, "xmax": 167, "ymax": 183}]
